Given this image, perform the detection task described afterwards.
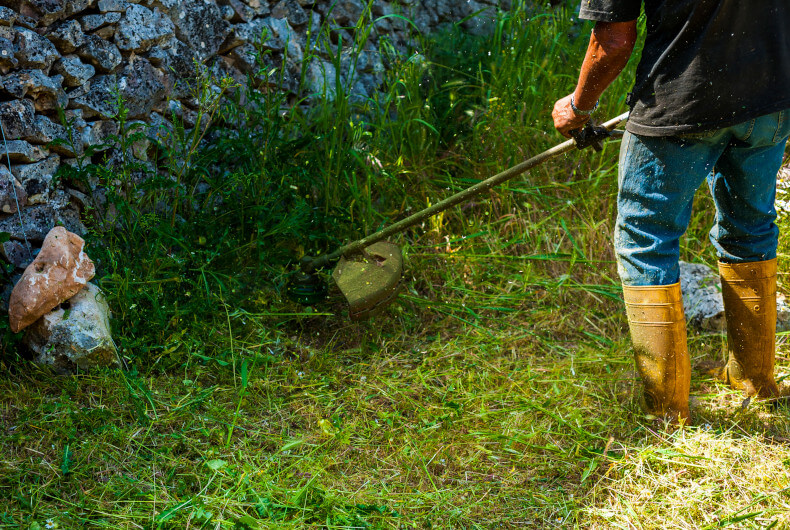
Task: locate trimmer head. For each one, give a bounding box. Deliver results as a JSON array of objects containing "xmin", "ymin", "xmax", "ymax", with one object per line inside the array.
[
  {"xmin": 286, "ymin": 270, "xmax": 328, "ymax": 305},
  {"xmin": 332, "ymin": 241, "xmax": 403, "ymax": 320}
]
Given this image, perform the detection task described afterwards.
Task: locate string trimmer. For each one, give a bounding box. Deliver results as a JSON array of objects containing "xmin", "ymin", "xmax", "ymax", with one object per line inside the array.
[{"xmin": 287, "ymin": 112, "xmax": 630, "ymax": 319}]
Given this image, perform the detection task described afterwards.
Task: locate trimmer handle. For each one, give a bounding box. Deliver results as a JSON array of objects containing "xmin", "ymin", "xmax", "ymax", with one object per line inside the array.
[{"xmin": 569, "ymin": 121, "xmax": 615, "ymax": 152}]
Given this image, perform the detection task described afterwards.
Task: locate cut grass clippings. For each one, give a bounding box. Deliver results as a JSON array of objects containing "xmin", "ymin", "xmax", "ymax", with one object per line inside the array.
[
  {"xmin": 2, "ymin": 246, "xmax": 790, "ymax": 527},
  {"xmin": 2, "ymin": 1, "xmax": 790, "ymax": 528}
]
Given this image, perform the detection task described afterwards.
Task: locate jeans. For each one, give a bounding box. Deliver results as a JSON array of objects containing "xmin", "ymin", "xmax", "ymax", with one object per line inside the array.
[{"xmin": 615, "ymin": 110, "xmax": 790, "ymax": 286}]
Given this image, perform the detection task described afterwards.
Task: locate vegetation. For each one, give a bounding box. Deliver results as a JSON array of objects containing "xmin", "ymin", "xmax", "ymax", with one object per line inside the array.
[{"xmin": 1, "ymin": 1, "xmax": 789, "ymax": 528}]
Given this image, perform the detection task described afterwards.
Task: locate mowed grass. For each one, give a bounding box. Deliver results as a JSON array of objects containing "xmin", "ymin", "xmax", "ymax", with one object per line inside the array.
[
  {"xmin": 2, "ymin": 2, "xmax": 790, "ymax": 527},
  {"xmin": 2, "ymin": 168, "xmax": 790, "ymax": 527}
]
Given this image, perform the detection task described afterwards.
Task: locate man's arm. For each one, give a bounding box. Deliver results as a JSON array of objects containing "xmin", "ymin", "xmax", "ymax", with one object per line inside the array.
[{"xmin": 552, "ymin": 20, "xmax": 638, "ymax": 137}]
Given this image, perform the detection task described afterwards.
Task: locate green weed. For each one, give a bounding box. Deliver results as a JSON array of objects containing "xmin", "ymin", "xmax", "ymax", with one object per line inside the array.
[{"xmin": 1, "ymin": 1, "xmax": 789, "ymax": 528}]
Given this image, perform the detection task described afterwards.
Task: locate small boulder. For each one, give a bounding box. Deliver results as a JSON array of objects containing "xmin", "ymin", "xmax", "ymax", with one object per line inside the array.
[
  {"xmin": 0, "ymin": 239, "xmax": 33, "ymax": 269},
  {"xmin": 117, "ymin": 56, "xmax": 166, "ymax": 119},
  {"xmin": 97, "ymin": 0, "xmax": 132, "ymax": 13},
  {"xmin": 271, "ymin": 0, "xmax": 308, "ymax": 26},
  {"xmin": 0, "ymin": 6, "xmax": 19, "ymax": 27},
  {"xmin": 114, "ymin": 5, "xmax": 174, "ymax": 53},
  {"xmin": 46, "ymin": 19, "xmax": 85, "ymax": 53},
  {"xmin": 0, "ymin": 36, "xmax": 18, "ymax": 70},
  {"xmin": 0, "ymin": 165, "xmax": 28, "ymax": 213},
  {"xmin": 79, "ymin": 11, "xmax": 121, "ymax": 32},
  {"xmin": 8, "ymin": 226, "xmax": 95, "ymax": 333},
  {"xmin": 0, "ymin": 140, "xmax": 49, "ymax": 163},
  {"xmin": 0, "ymin": 99, "xmax": 36, "ymax": 140},
  {"xmin": 77, "ymin": 34, "xmax": 122, "ymax": 73},
  {"xmin": 12, "ymin": 154, "xmax": 60, "ymax": 205},
  {"xmin": 14, "ymin": 27, "xmax": 59, "ymax": 72},
  {"xmin": 52, "ymin": 55, "xmax": 95, "ymax": 86},
  {"xmin": 171, "ymin": 0, "xmax": 230, "ymax": 61},
  {"xmin": 23, "ymin": 282, "xmax": 120, "ymax": 373},
  {"xmin": 24, "ymin": 115, "xmax": 81, "ymax": 157},
  {"xmin": 1, "ymin": 69, "xmax": 68, "ymax": 112},
  {"xmin": 238, "ymin": 0, "xmax": 270, "ymax": 17},
  {"xmin": 0, "ymin": 195, "xmax": 84, "ymax": 243},
  {"xmin": 70, "ymin": 74, "xmax": 118, "ymax": 119},
  {"xmin": 226, "ymin": 0, "xmax": 256, "ymax": 22},
  {"xmin": 81, "ymin": 119, "xmax": 117, "ymax": 150},
  {"xmin": 22, "ymin": 0, "xmax": 92, "ymax": 26}
]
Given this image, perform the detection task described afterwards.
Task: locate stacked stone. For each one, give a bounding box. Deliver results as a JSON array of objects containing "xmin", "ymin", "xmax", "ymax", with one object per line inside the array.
[{"xmin": 0, "ymin": 0, "xmax": 510, "ymax": 270}]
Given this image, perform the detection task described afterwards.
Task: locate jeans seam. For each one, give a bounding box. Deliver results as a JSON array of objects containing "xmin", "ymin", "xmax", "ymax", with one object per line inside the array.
[
  {"xmin": 773, "ymin": 110, "xmax": 785, "ymax": 144},
  {"xmin": 742, "ymin": 119, "xmax": 756, "ymax": 141}
]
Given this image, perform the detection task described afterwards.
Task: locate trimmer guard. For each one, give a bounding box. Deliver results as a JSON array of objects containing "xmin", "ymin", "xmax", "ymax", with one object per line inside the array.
[{"xmin": 332, "ymin": 241, "xmax": 402, "ymax": 320}]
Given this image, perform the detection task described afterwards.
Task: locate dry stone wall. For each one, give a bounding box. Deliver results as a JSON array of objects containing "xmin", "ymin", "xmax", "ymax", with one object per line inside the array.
[{"xmin": 0, "ymin": 0, "xmax": 512, "ymax": 270}]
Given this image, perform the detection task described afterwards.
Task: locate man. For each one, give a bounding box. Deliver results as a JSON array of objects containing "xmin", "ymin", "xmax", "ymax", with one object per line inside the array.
[{"xmin": 553, "ymin": 1, "xmax": 790, "ymax": 423}]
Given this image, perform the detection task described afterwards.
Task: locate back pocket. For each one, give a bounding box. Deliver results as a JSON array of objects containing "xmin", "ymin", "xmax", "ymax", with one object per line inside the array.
[{"xmin": 773, "ymin": 109, "xmax": 790, "ymax": 143}]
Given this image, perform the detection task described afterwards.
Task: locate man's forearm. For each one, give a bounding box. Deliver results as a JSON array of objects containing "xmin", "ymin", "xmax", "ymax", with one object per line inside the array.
[
  {"xmin": 552, "ymin": 20, "xmax": 638, "ymax": 137},
  {"xmin": 573, "ymin": 21, "xmax": 638, "ymax": 110}
]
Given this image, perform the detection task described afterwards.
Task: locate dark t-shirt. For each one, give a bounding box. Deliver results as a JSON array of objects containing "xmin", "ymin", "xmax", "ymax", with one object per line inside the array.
[{"xmin": 579, "ymin": 0, "xmax": 790, "ymax": 136}]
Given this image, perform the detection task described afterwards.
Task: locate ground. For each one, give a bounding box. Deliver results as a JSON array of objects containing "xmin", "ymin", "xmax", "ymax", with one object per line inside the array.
[
  {"xmin": 2, "ymin": 4, "xmax": 790, "ymax": 528},
  {"xmin": 2, "ymin": 233, "xmax": 790, "ymax": 528}
]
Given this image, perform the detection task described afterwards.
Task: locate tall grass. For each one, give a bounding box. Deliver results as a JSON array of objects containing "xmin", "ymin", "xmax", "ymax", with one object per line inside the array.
[{"xmin": 3, "ymin": 2, "xmax": 785, "ymax": 528}]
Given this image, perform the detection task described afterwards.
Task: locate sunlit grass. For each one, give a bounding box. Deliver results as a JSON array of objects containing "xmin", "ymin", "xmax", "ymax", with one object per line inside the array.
[{"xmin": 1, "ymin": 1, "xmax": 789, "ymax": 528}]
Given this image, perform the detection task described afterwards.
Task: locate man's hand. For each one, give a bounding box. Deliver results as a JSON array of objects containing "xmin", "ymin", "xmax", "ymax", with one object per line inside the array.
[{"xmin": 552, "ymin": 94, "xmax": 592, "ymax": 138}]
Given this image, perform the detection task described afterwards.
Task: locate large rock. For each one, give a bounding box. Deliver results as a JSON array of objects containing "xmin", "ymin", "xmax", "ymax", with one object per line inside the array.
[
  {"xmin": 0, "ymin": 36, "xmax": 18, "ymax": 71},
  {"xmin": 114, "ymin": 4, "xmax": 174, "ymax": 53},
  {"xmin": 46, "ymin": 19, "xmax": 85, "ymax": 53},
  {"xmin": 22, "ymin": 115, "xmax": 81, "ymax": 156},
  {"xmin": 81, "ymin": 119, "xmax": 117, "ymax": 150},
  {"xmin": 0, "ymin": 69, "xmax": 68, "ymax": 112},
  {"xmin": 19, "ymin": 0, "xmax": 94, "ymax": 26},
  {"xmin": 77, "ymin": 34, "xmax": 122, "ymax": 72},
  {"xmin": 0, "ymin": 193, "xmax": 84, "ymax": 242},
  {"xmin": 12, "ymin": 154, "xmax": 60, "ymax": 205},
  {"xmin": 171, "ymin": 0, "xmax": 230, "ymax": 61},
  {"xmin": 0, "ymin": 165, "xmax": 28, "ymax": 214},
  {"xmin": 117, "ymin": 56, "xmax": 166, "ymax": 119},
  {"xmin": 70, "ymin": 74, "xmax": 118, "ymax": 118},
  {"xmin": 79, "ymin": 11, "xmax": 120, "ymax": 32},
  {"xmin": 14, "ymin": 27, "xmax": 60, "ymax": 72},
  {"xmin": 680, "ymin": 261, "xmax": 790, "ymax": 332},
  {"xmin": 0, "ymin": 140, "xmax": 48, "ymax": 163},
  {"xmin": 52, "ymin": 54, "xmax": 95, "ymax": 86},
  {"xmin": 271, "ymin": 0, "xmax": 308, "ymax": 26},
  {"xmin": 23, "ymin": 282, "xmax": 120, "ymax": 373},
  {"xmin": 0, "ymin": 99, "xmax": 36, "ymax": 140},
  {"xmin": 8, "ymin": 226, "xmax": 95, "ymax": 333}
]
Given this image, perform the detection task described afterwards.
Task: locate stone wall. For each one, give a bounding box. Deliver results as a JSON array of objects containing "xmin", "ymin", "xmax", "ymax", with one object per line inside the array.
[{"xmin": 0, "ymin": 0, "xmax": 512, "ymax": 270}]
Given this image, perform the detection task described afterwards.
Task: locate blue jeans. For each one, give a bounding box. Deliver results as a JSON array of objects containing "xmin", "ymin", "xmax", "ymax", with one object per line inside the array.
[{"xmin": 615, "ymin": 110, "xmax": 790, "ymax": 286}]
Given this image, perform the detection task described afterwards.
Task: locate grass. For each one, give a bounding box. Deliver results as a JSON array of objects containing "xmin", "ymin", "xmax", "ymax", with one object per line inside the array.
[{"xmin": 2, "ymin": 1, "xmax": 790, "ymax": 528}]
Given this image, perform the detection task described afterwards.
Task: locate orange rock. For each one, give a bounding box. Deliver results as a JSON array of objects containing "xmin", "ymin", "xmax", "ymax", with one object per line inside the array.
[{"xmin": 8, "ymin": 227, "xmax": 95, "ymax": 333}]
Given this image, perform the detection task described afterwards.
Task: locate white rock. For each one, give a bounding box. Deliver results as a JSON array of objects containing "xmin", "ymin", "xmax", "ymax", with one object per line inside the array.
[{"xmin": 23, "ymin": 282, "xmax": 120, "ymax": 373}]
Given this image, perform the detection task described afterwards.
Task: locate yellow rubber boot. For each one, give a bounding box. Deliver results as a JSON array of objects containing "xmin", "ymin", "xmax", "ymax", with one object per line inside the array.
[
  {"xmin": 718, "ymin": 259, "xmax": 780, "ymax": 399},
  {"xmin": 622, "ymin": 283, "xmax": 691, "ymax": 423}
]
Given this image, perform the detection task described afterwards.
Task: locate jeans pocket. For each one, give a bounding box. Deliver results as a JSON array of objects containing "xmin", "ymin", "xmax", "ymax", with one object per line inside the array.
[{"xmin": 773, "ymin": 109, "xmax": 790, "ymax": 144}]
